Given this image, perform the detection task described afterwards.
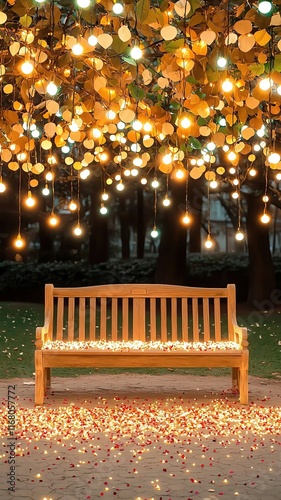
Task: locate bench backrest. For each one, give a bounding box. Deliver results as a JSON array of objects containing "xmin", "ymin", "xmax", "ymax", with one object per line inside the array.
[{"xmin": 43, "ymin": 284, "xmax": 237, "ymax": 343}]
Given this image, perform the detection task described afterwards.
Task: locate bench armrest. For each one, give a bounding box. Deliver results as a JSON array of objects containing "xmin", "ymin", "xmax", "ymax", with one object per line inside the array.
[
  {"xmin": 232, "ymin": 321, "xmax": 248, "ymax": 349},
  {"xmin": 35, "ymin": 324, "xmax": 50, "ymax": 349}
]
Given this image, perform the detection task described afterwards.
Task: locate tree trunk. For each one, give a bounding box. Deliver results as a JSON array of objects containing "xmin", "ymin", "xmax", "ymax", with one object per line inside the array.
[
  {"xmin": 89, "ymin": 189, "xmax": 109, "ymax": 264},
  {"xmin": 246, "ymin": 193, "xmax": 275, "ymax": 306},
  {"xmin": 136, "ymin": 187, "xmax": 145, "ymax": 259},
  {"xmin": 155, "ymin": 180, "xmax": 187, "ymax": 284},
  {"xmin": 38, "ymin": 216, "xmax": 55, "ymax": 262},
  {"xmin": 188, "ymin": 178, "xmax": 202, "ymax": 253},
  {"xmin": 118, "ymin": 192, "xmax": 130, "ymax": 259}
]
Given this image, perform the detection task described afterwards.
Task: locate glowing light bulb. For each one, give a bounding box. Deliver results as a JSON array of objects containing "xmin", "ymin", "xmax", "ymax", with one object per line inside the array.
[
  {"xmin": 276, "ymin": 173, "xmax": 281, "ymax": 181},
  {"xmin": 175, "ymin": 169, "xmax": 184, "ymax": 179},
  {"xmin": 46, "ymin": 171, "xmax": 53, "ymax": 181},
  {"xmin": 222, "ymin": 79, "xmax": 233, "ymax": 92},
  {"xmin": 14, "ymin": 234, "xmax": 24, "ymax": 248},
  {"xmin": 140, "ymin": 178, "xmax": 147, "ymax": 185},
  {"xmin": 205, "ymin": 234, "xmax": 213, "ymax": 249},
  {"xmin": 151, "ymin": 226, "xmax": 158, "ymax": 238},
  {"xmin": 116, "ymin": 180, "xmax": 124, "ymax": 191},
  {"xmin": 259, "ymin": 78, "xmax": 271, "ymax": 91},
  {"xmin": 77, "ymin": 0, "xmax": 91, "ymax": 7},
  {"xmin": 180, "ymin": 116, "xmax": 191, "ymax": 128},
  {"xmin": 232, "ymin": 191, "xmax": 239, "ymax": 199},
  {"xmin": 217, "ymin": 57, "xmax": 227, "ymax": 69},
  {"xmin": 92, "ymin": 128, "xmax": 102, "ymax": 139},
  {"xmin": 26, "ymin": 191, "xmax": 35, "ymax": 207},
  {"xmin": 117, "ymin": 121, "xmax": 125, "ymax": 130},
  {"xmin": 88, "ymin": 35, "xmax": 98, "ymax": 46},
  {"xmin": 132, "ymin": 119, "xmax": 142, "ymax": 131},
  {"xmin": 46, "ymin": 81, "xmax": 58, "ymax": 96},
  {"xmin": 101, "ymin": 192, "xmax": 109, "ymax": 201},
  {"xmin": 124, "ymin": 169, "xmax": 130, "ymax": 177},
  {"xmin": 49, "ymin": 213, "xmax": 59, "ymax": 226},
  {"xmin": 113, "ymin": 2, "xmax": 123, "ymax": 14},
  {"xmin": 228, "ymin": 151, "xmax": 237, "ymax": 162},
  {"xmin": 261, "ymin": 212, "xmax": 270, "ymax": 224},
  {"xmin": 80, "ymin": 168, "xmax": 90, "ymax": 179},
  {"xmin": 133, "ymin": 156, "xmax": 143, "ymax": 167},
  {"xmin": 0, "ymin": 177, "xmax": 6, "ymax": 193},
  {"xmin": 151, "ymin": 179, "xmax": 159, "ymax": 189},
  {"xmin": 268, "ymin": 152, "xmax": 280, "ymax": 164},
  {"xmin": 69, "ymin": 200, "xmax": 78, "ymax": 211},
  {"xmin": 162, "ymin": 154, "xmax": 172, "ymax": 165},
  {"xmin": 229, "ymin": 167, "xmax": 236, "ymax": 175},
  {"xmin": 233, "ymin": 178, "xmax": 239, "ymax": 186},
  {"xmin": 277, "ymin": 85, "xmax": 281, "ymax": 96},
  {"xmin": 249, "ymin": 168, "xmax": 257, "ymax": 177},
  {"xmin": 106, "ymin": 110, "xmax": 116, "ymax": 120},
  {"xmin": 21, "ymin": 59, "xmax": 34, "ymax": 75},
  {"xmin": 182, "ymin": 212, "xmax": 191, "ymax": 225},
  {"xmin": 219, "ymin": 118, "xmax": 226, "ymax": 127},
  {"xmin": 73, "ymin": 224, "xmax": 82, "ymax": 236},
  {"xmin": 100, "ymin": 204, "xmax": 108, "ymax": 214},
  {"xmin": 263, "ymin": 195, "xmax": 269, "ymax": 202},
  {"xmin": 72, "ymin": 43, "xmax": 84, "ymax": 56},
  {"xmin": 207, "ymin": 142, "xmax": 216, "ymax": 151},
  {"xmin": 130, "ymin": 46, "xmax": 143, "ymax": 60},
  {"xmin": 235, "ymin": 230, "xmax": 244, "ymax": 241},
  {"xmin": 210, "ymin": 180, "xmax": 218, "ymax": 189},
  {"xmin": 143, "ymin": 122, "xmax": 152, "ymax": 132},
  {"xmin": 258, "ymin": 1, "xmax": 272, "ymax": 14},
  {"xmin": 131, "ymin": 168, "xmax": 139, "ymax": 176},
  {"xmin": 163, "ymin": 195, "xmax": 171, "ymax": 207},
  {"xmin": 42, "ymin": 185, "xmax": 50, "ymax": 196}
]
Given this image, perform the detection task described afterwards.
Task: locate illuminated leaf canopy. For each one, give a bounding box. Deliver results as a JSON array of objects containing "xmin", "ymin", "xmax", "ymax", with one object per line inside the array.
[{"xmin": 0, "ymin": 0, "xmax": 281, "ymax": 220}]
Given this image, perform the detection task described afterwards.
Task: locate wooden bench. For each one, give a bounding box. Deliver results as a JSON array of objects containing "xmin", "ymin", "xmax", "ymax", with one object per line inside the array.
[{"xmin": 35, "ymin": 283, "xmax": 249, "ymax": 405}]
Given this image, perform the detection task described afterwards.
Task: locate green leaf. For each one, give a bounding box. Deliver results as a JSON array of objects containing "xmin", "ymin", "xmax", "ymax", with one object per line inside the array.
[
  {"xmin": 164, "ymin": 39, "xmax": 185, "ymax": 53},
  {"xmin": 111, "ymin": 35, "xmax": 129, "ymax": 55},
  {"xmin": 128, "ymin": 84, "xmax": 145, "ymax": 100},
  {"xmin": 136, "ymin": 0, "xmax": 150, "ymax": 23},
  {"xmin": 121, "ymin": 55, "xmax": 137, "ymax": 66},
  {"xmin": 188, "ymin": 136, "xmax": 202, "ymax": 149},
  {"xmin": 249, "ymin": 63, "xmax": 265, "ymax": 76},
  {"xmin": 274, "ymin": 54, "xmax": 281, "ymax": 72}
]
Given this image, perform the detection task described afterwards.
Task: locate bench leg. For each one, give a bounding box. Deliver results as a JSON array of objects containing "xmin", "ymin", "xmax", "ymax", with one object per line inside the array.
[
  {"xmin": 45, "ymin": 368, "xmax": 51, "ymax": 390},
  {"xmin": 239, "ymin": 351, "xmax": 249, "ymax": 405},
  {"xmin": 35, "ymin": 350, "xmax": 44, "ymax": 405},
  {"xmin": 232, "ymin": 368, "xmax": 239, "ymax": 389}
]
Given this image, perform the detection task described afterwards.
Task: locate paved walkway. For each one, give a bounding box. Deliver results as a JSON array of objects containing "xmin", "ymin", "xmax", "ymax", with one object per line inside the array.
[{"xmin": 0, "ymin": 374, "xmax": 281, "ymax": 500}]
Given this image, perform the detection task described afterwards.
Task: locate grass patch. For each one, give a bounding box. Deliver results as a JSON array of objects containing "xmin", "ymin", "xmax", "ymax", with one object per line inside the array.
[{"xmin": 0, "ymin": 302, "xmax": 280, "ymax": 379}]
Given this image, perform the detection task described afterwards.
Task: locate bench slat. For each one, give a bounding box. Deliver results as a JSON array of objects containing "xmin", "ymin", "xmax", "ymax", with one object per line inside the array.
[
  {"xmin": 89, "ymin": 298, "xmax": 96, "ymax": 340},
  {"xmin": 171, "ymin": 298, "xmax": 177, "ymax": 341},
  {"xmin": 100, "ymin": 297, "xmax": 107, "ymax": 340},
  {"xmin": 181, "ymin": 298, "xmax": 188, "ymax": 341},
  {"xmin": 56, "ymin": 298, "xmax": 64, "ymax": 340},
  {"xmin": 133, "ymin": 298, "xmax": 145, "ymax": 341},
  {"xmin": 122, "ymin": 298, "xmax": 129, "ymax": 341},
  {"xmin": 192, "ymin": 298, "xmax": 199, "ymax": 341},
  {"xmin": 68, "ymin": 297, "xmax": 75, "ymax": 342},
  {"xmin": 203, "ymin": 298, "xmax": 210, "ymax": 341},
  {"xmin": 150, "ymin": 298, "xmax": 156, "ymax": 341},
  {"xmin": 79, "ymin": 298, "xmax": 85, "ymax": 341},
  {"xmin": 214, "ymin": 298, "xmax": 221, "ymax": 341},
  {"xmin": 161, "ymin": 298, "xmax": 167, "ymax": 342},
  {"xmin": 111, "ymin": 298, "xmax": 118, "ymax": 341}
]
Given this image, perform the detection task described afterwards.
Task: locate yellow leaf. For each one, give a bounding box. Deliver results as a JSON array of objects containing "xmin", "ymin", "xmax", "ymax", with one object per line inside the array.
[
  {"xmin": 238, "ymin": 34, "xmax": 255, "ymax": 52},
  {"xmin": 20, "ymin": 14, "xmax": 32, "ymax": 27},
  {"xmin": 254, "ymin": 29, "xmax": 271, "ymax": 46}
]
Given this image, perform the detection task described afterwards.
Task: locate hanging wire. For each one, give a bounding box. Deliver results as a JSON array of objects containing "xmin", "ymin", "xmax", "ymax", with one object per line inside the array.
[{"xmin": 18, "ymin": 166, "xmax": 22, "ymax": 236}]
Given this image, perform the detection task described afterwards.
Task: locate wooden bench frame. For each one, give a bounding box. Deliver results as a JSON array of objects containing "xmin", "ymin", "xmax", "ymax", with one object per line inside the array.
[{"xmin": 35, "ymin": 283, "xmax": 249, "ymax": 405}]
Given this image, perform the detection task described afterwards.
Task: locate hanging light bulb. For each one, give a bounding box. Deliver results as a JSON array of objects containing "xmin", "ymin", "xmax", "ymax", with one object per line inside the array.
[
  {"xmin": 258, "ymin": 0, "xmax": 272, "ymax": 14},
  {"xmin": 182, "ymin": 211, "xmax": 191, "ymax": 225},
  {"xmin": 45, "ymin": 171, "xmax": 54, "ymax": 182},
  {"xmin": 49, "ymin": 212, "xmax": 59, "ymax": 226},
  {"xmin": 259, "ymin": 78, "xmax": 271, "ymax": 91},
  {"xmin": 42, "ymin": 184, "xmax": 50, "ymax": 196},
  {"xmin": 46, "ymin": 81, "xmax": 58, "ymax": 96},
  {"xmin": 131, "ymin": 168, "xmax": 139, "ymax": 177},
  {"xmin": 263, "ymin": 195, "xmax": 269, "ymax": 202},
  {"xmin": 106, "ymin": 109, "xmax": 116, "ymax": 120},
  {"xmin": 179, "ymin": 115, "xmax": 191, "ymax": 128},
  {"xmin": 210, "ymin": 180, "xmax": 218, "ymax": 189},
  {"xmin": 249, "ymin": 167, "xmax": 257, "ymax": 177},
  {"xmin": 151, "ymin": 225, "xmax": 158, "ymax": 238},
  {"xmin": 235, "ymin": 229, "xmax": 244, "ymax": 241},
  {"xmin": 69, "ymin": 200, "xmax": 78, "ymax": 211},
  {"xmin": 80, "ymin": 168, "xmax": 90, "ymax": 180},
  {"xmin": 222, "ymin": 78, "xmax": 233, "ymax": 93},
  {"xmin": 232, "ymin": 191, "xmax": 239, "ymax": 199},
  {"xmin": 101, "ymin": 192, "xmax": 109, "ymax": 201},
  {"xmin": 140, "ymin": 178, "xmax": 147, "ymax": 185},
  {"xmin": 116, "ymin": 179, "xmax": 124, "ymax": 191},
  {"xmin": 163, "ymin": 195, "xmax": 171, "ymax": 207},
  {"xmin": 227, "ymin": 150, "xmax": 237, "ymax": 162},
  {"xmin": 88, "ymin": 34, "xmax": 98, "ymax": 46},
  {"xmin": 130, "ymin": 44, "xmax": 143, "ymax": 60},
  {"xmin": 217, "ymin": 57, "xmax": 227, "ymax": 69},
  {"xmin": 73, "ymin": 223, "xmax": 82, "ymax": 236},
  {"xmin": 21, "ymin": 58, "xmax": 34, "ymax": 75},
  {"xmin": 72, "ymin": 42, "xmax": 84, "ymax": 56},
  {"xmin": 132, "ymin": 119, "xmax": 142, "ymax": 131},
  {"xmin": 151, "ymin": 178, "xmax": 159, "ymax": 189},
  {"xmin": 133, "ymin": 156, "xmax": 143, "ymax": 167},
  {"xmin": 0, "ymin": 176, "xmax": 6, "ymax": 193},
  {"xmin": 100, "ymin": 203, "xmax": 108, "ymax": 214},
  {"xmin": 261, "ymin": 211, "xmax": 270, "ymax": 224},
  {"xmin": 77, "ymin": 0, "xmax": 91, "ymax": 7},
  {"xmin": 113, "ymin": 1, "xmax": 123, "ymax": 14},
  {"xmin": 25, "ymin": 190, "xmax": 35, "ymax": 207},
  {"xmin": 14, "ymin": 233, "xmax": 24, "ymax": 249},
  {"xmin": 268, "ymin": 152, "xmax": 281, "ymax": 164},
  {"xmin": 205, "ymin": 234, "xmax": 213, "ymax": 249}
]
